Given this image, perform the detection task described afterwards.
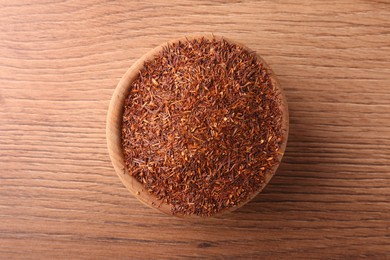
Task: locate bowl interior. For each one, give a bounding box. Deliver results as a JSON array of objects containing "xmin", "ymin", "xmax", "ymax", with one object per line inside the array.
[{"xmin": 106, "ymin": 35, "xmax": 289, "ymax": 218}]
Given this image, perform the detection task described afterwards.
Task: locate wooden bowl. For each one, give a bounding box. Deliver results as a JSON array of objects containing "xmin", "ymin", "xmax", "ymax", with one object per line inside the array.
[{"xmin": 106, "ymin": 35, "xmax": 289, "ymax": 218}]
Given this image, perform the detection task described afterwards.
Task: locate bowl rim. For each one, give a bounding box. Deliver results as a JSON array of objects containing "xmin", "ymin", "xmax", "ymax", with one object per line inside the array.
[{"xmin": 106, "ymin": 34, "xmax": 289, "ymax": 218}]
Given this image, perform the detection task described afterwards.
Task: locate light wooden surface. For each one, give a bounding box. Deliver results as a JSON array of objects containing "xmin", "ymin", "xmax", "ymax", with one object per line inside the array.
[{"xmin": 1, "ymin": 0, "xmax": 389, "ymax": 259}]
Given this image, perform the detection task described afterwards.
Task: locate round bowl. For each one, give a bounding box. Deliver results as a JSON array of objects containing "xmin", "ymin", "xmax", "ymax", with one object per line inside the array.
[{"xmin": 106, "ymin": 35, "xmax": 289, "ymax": 218}]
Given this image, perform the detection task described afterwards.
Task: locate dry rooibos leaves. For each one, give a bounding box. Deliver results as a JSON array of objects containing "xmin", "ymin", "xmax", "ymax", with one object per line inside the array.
[{"xmin": 122, "ymin": 37, "xmax": 283, "ymax": 216}]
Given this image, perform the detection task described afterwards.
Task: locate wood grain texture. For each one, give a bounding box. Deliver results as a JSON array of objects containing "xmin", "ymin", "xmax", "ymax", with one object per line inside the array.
[{"xmin": 0, "ymin": 0, "xmax": 389, "ymax": 259}]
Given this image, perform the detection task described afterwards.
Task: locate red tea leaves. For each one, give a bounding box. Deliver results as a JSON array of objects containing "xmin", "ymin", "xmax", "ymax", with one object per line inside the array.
[{"xmin": 122, "ymin": 37, "xmax": 284, "ymax": 216}]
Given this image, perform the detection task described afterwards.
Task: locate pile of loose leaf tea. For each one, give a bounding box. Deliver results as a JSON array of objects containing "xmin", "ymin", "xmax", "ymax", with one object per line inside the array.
[{"xmin": 122, "ymin": 37, "xmax": 284, "ymax": 216}]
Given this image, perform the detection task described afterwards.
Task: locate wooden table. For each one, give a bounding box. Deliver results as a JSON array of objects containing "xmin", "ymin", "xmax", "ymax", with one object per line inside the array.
[{"xmin": 1, "ymin": 1, "xmax": 389, "ymax": 259}]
